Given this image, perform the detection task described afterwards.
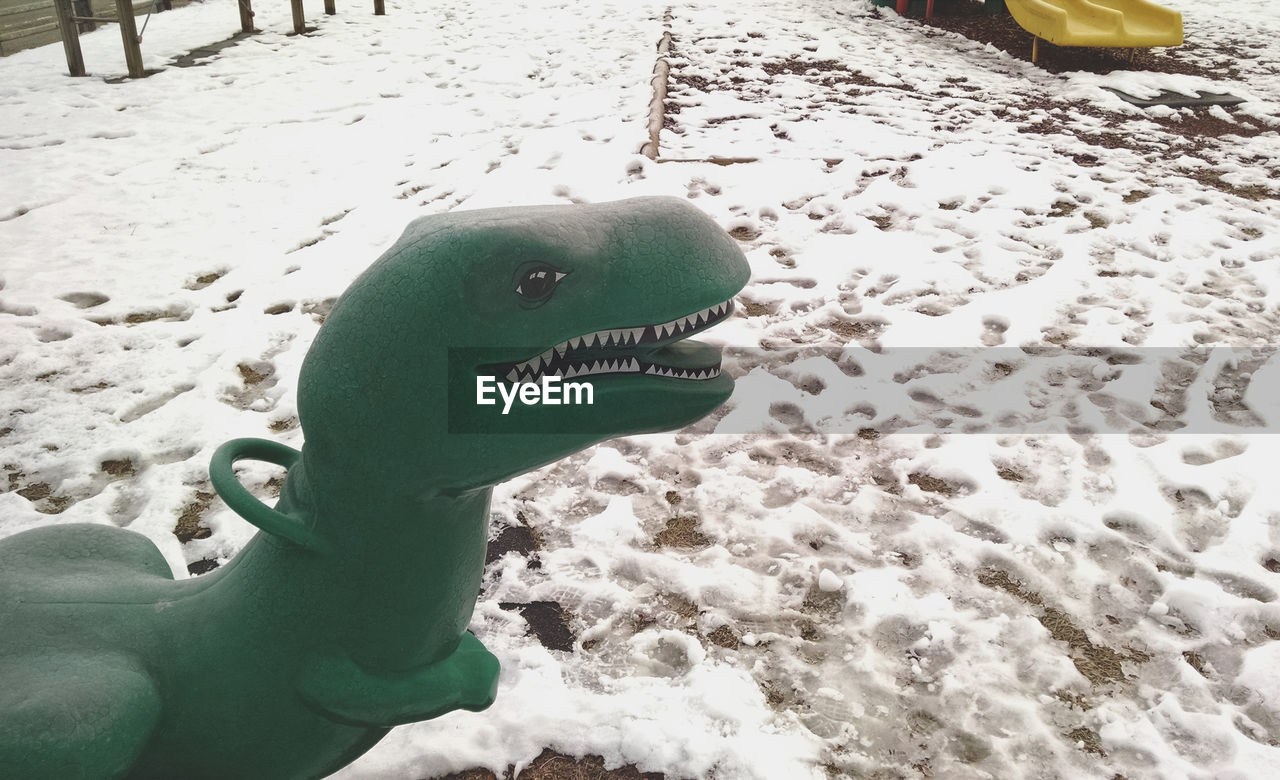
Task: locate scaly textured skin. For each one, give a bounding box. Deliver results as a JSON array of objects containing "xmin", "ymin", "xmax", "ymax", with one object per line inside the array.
[{"xmin": 0, "ymin": 197, "xmax": 749, "ymax": 779}]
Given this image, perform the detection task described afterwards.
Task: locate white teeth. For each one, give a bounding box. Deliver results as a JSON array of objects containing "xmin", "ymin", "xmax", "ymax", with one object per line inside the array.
[{"xmin": 526, "ymin": 300, "xmax": 732, "ymax": 380}]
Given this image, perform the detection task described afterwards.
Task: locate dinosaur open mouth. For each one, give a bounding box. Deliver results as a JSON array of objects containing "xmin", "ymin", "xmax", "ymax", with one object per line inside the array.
[{"xmin": 487, "ymin": 298, "xmax": 736, "ymax": 384}]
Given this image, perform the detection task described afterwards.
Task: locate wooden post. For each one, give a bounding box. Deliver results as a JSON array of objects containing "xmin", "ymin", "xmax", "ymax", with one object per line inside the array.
[
  {"xmin": 1031, "ymin": 36, "xmax": 1038, "ymax": 63},
  {"xmin": 115, "ymin": 0, "xmax": 145, "ymax": 78},
  {"xmin": 52, "ymin": 0, "xmax": 87, "ymax": 76},
  {"xmin": 290, "ymin": 0, "xmax": 305, "ymax": 33},
  {"xmin": 238, "ymin": 0, "xmax": 255, "ymax": 32},
  {"xmin": 374, "ymin": 0, "xmax": 385, "ymax": 15},
  {"xmin": 325, "ymin": 0, "xmax": 336, "ymax": 14}
]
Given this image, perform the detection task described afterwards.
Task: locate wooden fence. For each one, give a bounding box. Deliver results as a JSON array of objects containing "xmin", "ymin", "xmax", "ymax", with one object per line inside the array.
[
  {"xmin": 0, "ymin": 0, "xmax": 190, "ymax": 56},
  {"xmin": 4, "ymin": 0, "xmax": 387, "ymax": 78}
]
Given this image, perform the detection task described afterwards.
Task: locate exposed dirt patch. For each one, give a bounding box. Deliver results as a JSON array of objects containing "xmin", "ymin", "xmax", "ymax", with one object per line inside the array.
[
  {"xmin": 655, "ymin": 515, "xmax": 711, "ymax": 548},
  {"xmin": 801, "ymin": 586, "xmax": 845, "ymax": 619},
  {"xmin": 101, "ymin": 458, "xmax": 136, "ymax": 478},
  {"xmin": 996, "ymin": 466, "xmax": 1024, "ymax": 482},
  {"xmin": 498, "ymin": 601, "xmax": 575, "ymax": 652},
  {"xmin": 89, "ymin": 306, "xmax": 192, "ymax": 326},
  {"xmin": 756, "ymin": 56, "xmax": 916, "ymax": 91},
  {"xmin": 748, "ymin": 441, "xmax": 839, "ymax": 475},
  {"xmin": 486, "ymin": 523, "xmax": 543, "ymax": 567},
  {"xmin": 14, "ymin": 479, "xmax": 71, "ymax": 514},
  {"xmin": 237, "ymin": 362, "xmax": 272, "ymax": 386},
  {"xmin": 826, "ymin": 318, "xmax": 882, "ymax": 341},
  {"xmin": 978, "ymin": 567, "xmax": 1148, "ymax": 686},
  {"xmin": 187, "ymin": 558, "xmax": 220, "ymax": 576},
  {"xmin": 436, "ymin": 749, "xmax": 668, "ymax": 780},
  {"xmin": 705, "ymin": 624, "xmax": 741, "ymax": 649},
  {"xmin": 908, "ymin": 472, "xmax": 957, "ymax": 496},
  {"xmin": 662, "ymin": 591, "xmax": 700, "ymax": 621},
  {"xmin": 16, "ymin": 481, "xmax": 51, "ymax": 501},
  {"xmin": 1065, "ymin": 726, "xmax": 1107, "ymax": 756},
  {"xmin": 185, "ymin": 269, "xmax": 226, "ymax": 290},
  {"xmin": 1183, "ymin": 649, "xmax": 1210, "ymax": 677},
  {"xmin": 268, "ymin": 416, "xmax": 299, "ymax": 432},
  {"xmin": 175, "ymin": 489, "xmax": 215, "ymax": 543}
]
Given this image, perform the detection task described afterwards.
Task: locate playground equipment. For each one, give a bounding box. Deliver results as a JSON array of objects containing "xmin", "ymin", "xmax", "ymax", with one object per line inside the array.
[
  {"xmin": 1003, "ymin": 0, "xmax": 1182, "ymax": 61},
  {"xmin": 880, "ymin": 0, "xmax": 1181, "ymax": 62},
  {"xmin": 0, "ymin": 197, "xmax": 749, "ymax": 778}
]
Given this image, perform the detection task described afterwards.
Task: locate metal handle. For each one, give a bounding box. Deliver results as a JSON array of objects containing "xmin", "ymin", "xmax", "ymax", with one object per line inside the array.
[{"xmin": 210, "ymin": 438, "xmax": 329, "ymax": 554}]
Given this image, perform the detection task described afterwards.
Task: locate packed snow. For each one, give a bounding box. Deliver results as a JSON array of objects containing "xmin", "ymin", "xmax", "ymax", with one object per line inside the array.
[{"xmin": 2, "ymin": 0, "xmax": 1280, "ymax": 777}]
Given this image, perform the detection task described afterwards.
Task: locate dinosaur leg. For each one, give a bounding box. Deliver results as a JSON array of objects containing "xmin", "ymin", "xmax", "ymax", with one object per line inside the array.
[
  {"xmin": 298, "ymin": 632, "xmax": 500, "ymax": 728},
  {"xmin": 0, "ymin": 652, "xmax": 161, "ymax": 780}
]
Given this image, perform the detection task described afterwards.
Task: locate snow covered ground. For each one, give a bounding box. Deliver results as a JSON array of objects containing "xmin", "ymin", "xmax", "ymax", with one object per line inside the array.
[{"xmin": 3, "ymin": 0, "xmax": 1280, "ymax": 777}]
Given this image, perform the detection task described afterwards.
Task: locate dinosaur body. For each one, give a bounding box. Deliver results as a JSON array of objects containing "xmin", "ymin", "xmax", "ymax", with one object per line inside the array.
[{"xmin": 0, "ymin": 197, "xmax": 749, "ymax": 779}]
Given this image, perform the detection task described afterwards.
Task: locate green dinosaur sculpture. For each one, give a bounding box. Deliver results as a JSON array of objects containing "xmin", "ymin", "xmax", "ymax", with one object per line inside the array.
[{"xmin": 0, "ymin": 196, "xmax": 749, "ymax": 779}]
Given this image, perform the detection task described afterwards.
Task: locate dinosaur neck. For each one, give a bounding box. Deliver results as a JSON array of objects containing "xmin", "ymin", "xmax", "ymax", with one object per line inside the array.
[{"xmin": 215, "ymin": 451, "xmax": 493, "ymax": 672}]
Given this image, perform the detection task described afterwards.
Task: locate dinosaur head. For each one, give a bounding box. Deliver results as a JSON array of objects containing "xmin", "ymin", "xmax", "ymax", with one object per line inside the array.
[{"xmin": 296, "ymin": 197, "xmax": 749, "ymax": 494}]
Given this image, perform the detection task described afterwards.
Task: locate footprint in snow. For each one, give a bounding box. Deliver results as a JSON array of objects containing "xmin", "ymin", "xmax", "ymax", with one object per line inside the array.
[{"xmin": 59, "ymin": 292, "xmax": 109, "ymax": 308}]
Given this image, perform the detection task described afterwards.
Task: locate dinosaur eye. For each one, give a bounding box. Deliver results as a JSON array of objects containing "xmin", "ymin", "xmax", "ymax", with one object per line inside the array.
[{"xmin": 514, "ymin": 265, "xmax": 567, "ymax": 303}]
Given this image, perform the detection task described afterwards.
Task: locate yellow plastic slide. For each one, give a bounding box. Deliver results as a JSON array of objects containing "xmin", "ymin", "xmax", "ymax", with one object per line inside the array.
[{"xmin": 1004, "ymin": 0, "xmax": 1183, "ymax": 48}]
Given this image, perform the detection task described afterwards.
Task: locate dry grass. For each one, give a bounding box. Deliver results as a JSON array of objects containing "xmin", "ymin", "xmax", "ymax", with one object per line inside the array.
[
  {"xmin": 174, "ymin": 489, "xmax": 215, "ymax": 543},
  {"xmin": 654, "ymin": 516, "xmax": 711, "ymax": 548}
]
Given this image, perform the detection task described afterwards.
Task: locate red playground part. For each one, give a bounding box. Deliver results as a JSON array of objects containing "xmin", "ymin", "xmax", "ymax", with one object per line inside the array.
[{"xmin": 895, "ymin": 0, "xmax": 937, "ymax": 15}]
